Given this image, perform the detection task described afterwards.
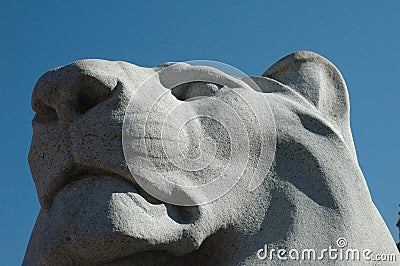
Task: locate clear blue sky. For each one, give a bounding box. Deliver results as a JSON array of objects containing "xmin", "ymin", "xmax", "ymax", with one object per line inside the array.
[{"xmin": 1, "ymin": 1, "xmax": 399, "ymax": 264}]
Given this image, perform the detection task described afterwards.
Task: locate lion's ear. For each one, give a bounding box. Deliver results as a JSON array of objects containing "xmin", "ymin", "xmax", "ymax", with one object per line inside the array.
[{"xmin": 263, "ymin": 51, "xmax": 355, "ymax": 155}]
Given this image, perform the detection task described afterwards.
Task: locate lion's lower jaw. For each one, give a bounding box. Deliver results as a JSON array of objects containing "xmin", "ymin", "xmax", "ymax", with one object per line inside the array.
[{"xmin": 27, "ymin": 175, "xmax": 214, "ymax": 265}]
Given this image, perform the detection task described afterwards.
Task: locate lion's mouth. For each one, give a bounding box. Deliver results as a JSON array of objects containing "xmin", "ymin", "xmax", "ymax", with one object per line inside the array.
[
  {"xmin": 49, "ymin": 166, "xmax": 200, "ymax": 222},
  {"xmin": 45, "ymin": 165, "xmax": 163, "ymax": 211},
  {"xmin": 43, "ymin": 170, "xmax": 202, "ymax": 264}
]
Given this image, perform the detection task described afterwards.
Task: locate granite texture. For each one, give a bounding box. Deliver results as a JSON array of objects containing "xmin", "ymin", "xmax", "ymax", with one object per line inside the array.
[{"xmin": 24, "ymin": 51, "xmax": 398, "ymax": 265}]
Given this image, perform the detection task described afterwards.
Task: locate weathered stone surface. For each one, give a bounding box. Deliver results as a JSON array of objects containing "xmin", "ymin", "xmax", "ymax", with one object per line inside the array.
[{"xmin": 24, "ymin": 51, "xmax": 398, "ymax": 265}]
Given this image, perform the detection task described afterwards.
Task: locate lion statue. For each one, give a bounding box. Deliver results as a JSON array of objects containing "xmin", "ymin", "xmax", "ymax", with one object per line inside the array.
[{"xmin": 24, "ymin": 51, "xmax": 398, "ymax": 265}]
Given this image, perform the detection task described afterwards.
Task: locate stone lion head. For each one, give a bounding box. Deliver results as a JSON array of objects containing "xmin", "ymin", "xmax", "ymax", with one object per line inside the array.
[{"xmin": 24, "ymin": 51, "xmax": 397, "ymax": 265}]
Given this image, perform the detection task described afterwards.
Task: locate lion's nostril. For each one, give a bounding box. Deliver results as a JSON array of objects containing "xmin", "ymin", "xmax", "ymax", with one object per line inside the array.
[
  {"xmin": 32, "ymin": 99, "xmax": 58, "ymax": 121},
  {"xmin": 74, "ymin": 76, "xmax": 116, "ymax": 114},
  {"xmin": 32, "ymin": 64, "xmax": 119, "ymax": 125}
]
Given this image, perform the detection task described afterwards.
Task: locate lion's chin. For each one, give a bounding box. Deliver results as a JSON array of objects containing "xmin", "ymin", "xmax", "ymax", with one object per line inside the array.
[{"xmin": 34, "ymin": 175, "xmax": 203, "ymax": 264}]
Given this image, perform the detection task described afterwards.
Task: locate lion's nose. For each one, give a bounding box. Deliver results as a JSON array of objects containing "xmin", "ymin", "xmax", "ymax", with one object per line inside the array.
[{"xmin": 32, "ymin": 60, "xmax": 118, "ymax": 126}]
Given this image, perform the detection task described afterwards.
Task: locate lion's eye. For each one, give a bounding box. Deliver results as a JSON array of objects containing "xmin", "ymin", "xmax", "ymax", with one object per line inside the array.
[{"xmin": 171, "ymin": 82, "xmax": 223, "ymax": 101}]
